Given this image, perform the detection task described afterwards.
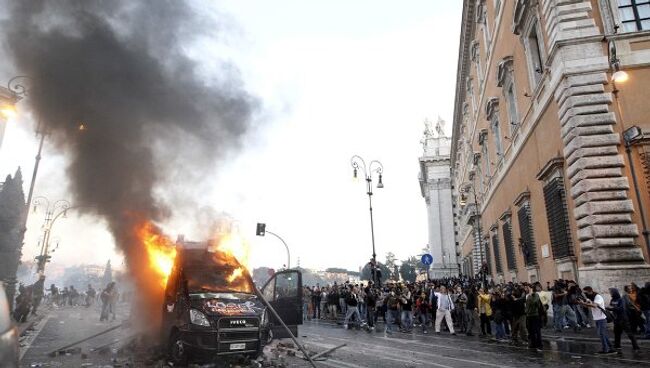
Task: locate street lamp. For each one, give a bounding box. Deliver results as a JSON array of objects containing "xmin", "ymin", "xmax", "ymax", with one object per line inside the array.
[
  {"xmin": 32, "ymin": 197, "xmax": 71, "ymax": 275},
  {"xmin": 350, "ymin": 155, "xmax": 384, "ymax": 285},
  {"xmin": 255, "ymin": 222, "xmax": 291, "ymax": 269},
  {"xmin": 622, "ymin": 126, "xmax": 650, "ymax": 255}
]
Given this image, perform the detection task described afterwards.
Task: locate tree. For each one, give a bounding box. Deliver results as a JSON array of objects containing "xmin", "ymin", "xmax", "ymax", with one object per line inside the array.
[
  {"xmin": 384, "ymin": 252, "xmax": 397, "ymax": 279},
  {"xmin": 0, "ymin": 168, "xmax": 26, "ymax": 309},
  {"xmin": 360, "ymin": 262, "xmax": 390, "ymax": 284},
  {"xmin": 102, "ymin": 260, "xmax": 113, "ymax": 286},
  {"xmin": 399, "ymin": 256, "xmax": 419, "ymax": 283}
]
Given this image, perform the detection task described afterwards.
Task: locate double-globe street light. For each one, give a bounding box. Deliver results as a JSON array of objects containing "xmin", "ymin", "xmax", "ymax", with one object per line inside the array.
[
  {"xmin": 32, "ymin": 197, "xmax": 71, "ymax": 275},
  {"xmin": 350, "ymin": 155, "xmax": 384, "ymax": 285}
]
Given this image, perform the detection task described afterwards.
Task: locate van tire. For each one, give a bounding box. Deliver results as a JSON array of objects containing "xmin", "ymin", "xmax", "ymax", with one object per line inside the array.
[{"xmin": 168, "ymin": 331, "xmax": 188, "ymax": 366}]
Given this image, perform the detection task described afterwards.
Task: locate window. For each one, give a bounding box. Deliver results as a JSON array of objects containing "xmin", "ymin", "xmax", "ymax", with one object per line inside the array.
[
  {"xmin": 502, "ymin": 217, "xmax": 517, "ymax": 271},
  {"xmin": 491, "ymin": 119, "xmax": 503, "ymax": 158},
  {"xmin": 617, "ymin": 0, "xmax": 650, "ymax": 32},
  {"xmin": 506, "ymin": 85, "xmax": 519, "ymax": 133},
  {"xmin": 497, "ymin": 56, "xmax": 518, "ymax": 134},
  {"xmin": 478, "ymin": 129, "xmax": 490, "ymax": 189},
  {"xmin": 484, "ymin": 238, "xmax": 492, "ymax": 275},
  {"xmin": 471, "ymin": 40, "xmax": 483, "ymax": 84},
  {"xmin": 543, "ymin": 177, "xmax": 574, "ymax": 259},
  {"xmin": 525, "ymin": 20, "xmax": 545, "ymax": 86},
  {"xmin": 486, "ymin": 98, "xmax": 502, "ymax": 158},
  {"xmin": 491, "ymin": 229, "xmax": 503, "ymax": 274},
  {"xmin": 517, "ymin": 200, "xmax": 537, "ymax": 266}
]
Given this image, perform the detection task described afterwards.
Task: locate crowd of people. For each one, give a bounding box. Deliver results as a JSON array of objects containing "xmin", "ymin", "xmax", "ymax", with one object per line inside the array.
[
  {"xmin": 12, "ymin": 278, "xmax": 121, "ymax": 323},
  {"xmin": 303, "ymin": 276, "xmax": 650, "ymax": 355}
]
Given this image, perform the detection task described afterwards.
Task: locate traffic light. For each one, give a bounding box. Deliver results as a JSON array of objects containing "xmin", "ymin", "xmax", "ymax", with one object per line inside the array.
[{"xmin": 256, "ymin": 223, "xmax": 266, "ymax": 236}]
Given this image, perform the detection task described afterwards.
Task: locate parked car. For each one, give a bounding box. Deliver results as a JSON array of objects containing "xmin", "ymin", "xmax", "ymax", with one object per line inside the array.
[{"xmin": 0, "ymin": 283, "xmax": 19, "ymax": 368}]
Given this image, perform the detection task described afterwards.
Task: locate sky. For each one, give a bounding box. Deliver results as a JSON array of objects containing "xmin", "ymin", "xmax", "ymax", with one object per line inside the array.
[{"xmin": 0, "ymin": 1, "xmax": 462, "ymax": 277}]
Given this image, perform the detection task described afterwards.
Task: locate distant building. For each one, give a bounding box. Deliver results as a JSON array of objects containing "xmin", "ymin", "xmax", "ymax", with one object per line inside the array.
[
  {"xmin": 450, "ymin": 0, "xmax": 650, "ymax": 290},
  {"xmin": 419, "ymin": 118, "xmax": 457, "ymax": 278}
]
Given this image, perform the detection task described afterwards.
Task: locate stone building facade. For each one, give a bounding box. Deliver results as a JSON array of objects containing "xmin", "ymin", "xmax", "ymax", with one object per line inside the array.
[
  {"xmin": 419, "ymin": 118, "xmax": 457, "ymax": 278},
  {"xmin": 451, "ymin": 0, "xmax": 650, "ymax": 292}
]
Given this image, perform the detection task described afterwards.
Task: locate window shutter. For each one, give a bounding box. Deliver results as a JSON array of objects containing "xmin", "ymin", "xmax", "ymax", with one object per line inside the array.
[
  {"xmin": 543, "ymin": 177, "xmax": 573, "ymax": 259},
  {"xmin": 517, "ymin": 202, "xmax": 537, "ymax": 266},
  {"xmin": 491, "ymin": 232, "xmax": 503, "ymax": 274},
  {"xmin": 502, "ymin": 221, "xmax": 517, "ymax": 271}
]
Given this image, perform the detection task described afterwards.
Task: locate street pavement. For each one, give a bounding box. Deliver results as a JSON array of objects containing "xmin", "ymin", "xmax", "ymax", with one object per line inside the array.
[
  {"xmin": 18, "ymin": 306, "xmax": 650, "ymax": 367},
  {"xmin": 20, "ymin": 302, "xmax": 134, "ymax": 367},
  {"xmin": 290, "ymin": 319, "xmax": 650, "ymax": 368}
]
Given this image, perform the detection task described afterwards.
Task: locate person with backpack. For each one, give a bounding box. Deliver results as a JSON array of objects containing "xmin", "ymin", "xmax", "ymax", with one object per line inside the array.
[{"xmin": 581, "ymin": 286, "xmax": 616, "ymax": 355}]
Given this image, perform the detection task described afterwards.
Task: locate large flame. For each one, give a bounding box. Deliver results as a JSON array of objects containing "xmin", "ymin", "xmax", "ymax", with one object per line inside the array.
[
  {"xmin": 209, "ymin": 228, "xmax": 251, "ymax": 286},
  {"xmin": 137, "ymin": 222, "xmax": 177, "ymax": 288}
]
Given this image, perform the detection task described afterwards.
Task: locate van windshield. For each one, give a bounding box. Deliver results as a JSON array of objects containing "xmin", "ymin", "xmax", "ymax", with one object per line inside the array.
[{"xmin": 180, "ymin": 249, "xmax": 254, "ymax": 294}]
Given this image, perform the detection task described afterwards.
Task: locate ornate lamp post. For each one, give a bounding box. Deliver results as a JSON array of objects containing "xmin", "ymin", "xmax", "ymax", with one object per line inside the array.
[
  {"xmin": 32, "ymin": 197, "xmax": 71, "ymax": 275},
  {"xmin": 350, "ymin": 155, "xmax": 384, "ymax": 285}
]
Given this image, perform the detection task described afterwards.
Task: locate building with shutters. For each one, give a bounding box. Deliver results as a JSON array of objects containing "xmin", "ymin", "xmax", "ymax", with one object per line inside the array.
[{"xmin": 451, "ymin": 0, "xmax": 650, "ymax": 291}]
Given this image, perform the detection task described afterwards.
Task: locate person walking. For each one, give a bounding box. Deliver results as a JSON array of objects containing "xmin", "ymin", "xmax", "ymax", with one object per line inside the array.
[
  {"xmin": 525, "ymin": 283, "xmax": 543, "ymax": 351},
  {"xmin": 343, "ymin": 286, "xmax": 361, "ymax": 330},
  {"xmin": 581, "ymin": 286, "xmax": 616, "ymax": 355},
  {"xmin": 608, "ymin": 288, "xmax": 640, "ymax": 353},
  {"xmin": 100, "ymin": 282, "xmax": 116, "ymax": 322},
  {"xmin": 435, "ymin": 286, "xmax": 456, "ymax": 335}
]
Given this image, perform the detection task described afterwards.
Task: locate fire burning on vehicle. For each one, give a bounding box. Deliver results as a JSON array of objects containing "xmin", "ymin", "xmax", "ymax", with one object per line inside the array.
[
  {"xmin": 135, "ymin": 219, "xmax": 253, "ymax": 295},
  {"xmin": 138, "ymin": 222, "xmax": 177, "ymax": 288}
]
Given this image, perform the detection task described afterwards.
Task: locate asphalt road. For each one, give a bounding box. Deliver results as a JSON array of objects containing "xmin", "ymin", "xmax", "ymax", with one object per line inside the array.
[
  {"xmin": 293, "ymin": 319, "xmax": 650, "ymax": 368},
  {"xmin": 18, "ymin": 307, "xmax": 650, "ymax": 368}
]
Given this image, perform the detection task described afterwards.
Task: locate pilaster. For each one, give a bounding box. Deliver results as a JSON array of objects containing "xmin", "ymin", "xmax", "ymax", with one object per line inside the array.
[{"xmin": 542, "ymin": 0, "xmax": 650, "ymax": 289}]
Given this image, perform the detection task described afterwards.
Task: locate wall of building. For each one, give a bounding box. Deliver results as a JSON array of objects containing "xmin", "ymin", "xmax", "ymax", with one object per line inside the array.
[{"xmin": 451, "ymin": 0, "xmax": 650, "ymax": 289}]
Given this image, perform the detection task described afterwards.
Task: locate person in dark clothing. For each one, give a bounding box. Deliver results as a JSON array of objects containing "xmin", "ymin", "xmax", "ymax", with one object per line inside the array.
[
  {"xmin": 510, "ymin": 287, "xmax": 528, "ymax": 345},
  {"xmin": 464, "ymin": 287, "xmax": 477, "ymax": 336},
  {"xmin": 608, "ymin": 288, "xmax": 641, "ymax": 352},
  {"xmin": 365, "ymin": 287, "xmax": 377, "ymax": 329},
  {"xmin": 640, "ymin": 282, "xmax": 650, "ymax": 339},
  {"xmin": 525, "ymin": 283, "xmax": 544, "ymax": 351},
  {"xmin": 31, "ymin": 275, "xmax": 45, "ymax": 315},
  {"xmin": 327, "ymin": 287, "xmax": 339, "ymax": 320}
]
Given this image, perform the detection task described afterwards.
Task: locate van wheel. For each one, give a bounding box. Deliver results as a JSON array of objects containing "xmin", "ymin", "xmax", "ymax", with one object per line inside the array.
[{"xmin": 168, "ymin": 331, "xmax": 188, "ymax": 366}]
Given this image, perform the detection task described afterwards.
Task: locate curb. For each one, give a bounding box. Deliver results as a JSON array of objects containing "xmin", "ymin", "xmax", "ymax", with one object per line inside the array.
[{"xmin": 542, "ymin": 332, "xmax": 650, "ymax": 344}]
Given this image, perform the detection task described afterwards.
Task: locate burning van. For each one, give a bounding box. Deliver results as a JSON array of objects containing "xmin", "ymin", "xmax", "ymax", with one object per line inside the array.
[{"xmin": 161, "ymin": 243, "xmax": 302, "ymax": 364}]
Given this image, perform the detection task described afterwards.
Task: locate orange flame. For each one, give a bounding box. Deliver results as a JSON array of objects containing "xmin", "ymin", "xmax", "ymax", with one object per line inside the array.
[
  {"xmin": 209, "ymin": 228, "xmax": 251, "ymax": 285},
  {"xmin": 138, "ymin": 222, "xmax": 177, "ymax": 288}
]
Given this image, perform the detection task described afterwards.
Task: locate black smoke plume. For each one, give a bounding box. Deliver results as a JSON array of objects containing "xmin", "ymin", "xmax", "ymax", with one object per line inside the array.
[{"xmin": 2, "ymin": 0, "xmax": 257, "ymax": 327}]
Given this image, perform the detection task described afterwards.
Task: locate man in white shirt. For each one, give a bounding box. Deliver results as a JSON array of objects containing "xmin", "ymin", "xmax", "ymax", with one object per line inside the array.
[
  {"xmin": 581, "ymin": 286, "xmax": 615, "ymax": 355},
  {"xmin": 434, "ymin": 286, "xmax": 456, "ymax": 335}
]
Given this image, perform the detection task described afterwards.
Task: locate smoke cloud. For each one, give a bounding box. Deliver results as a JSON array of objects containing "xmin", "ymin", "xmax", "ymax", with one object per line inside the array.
[{"xmin": 2, "ymin": 0, "xmax": 257, "ymax": 327}]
